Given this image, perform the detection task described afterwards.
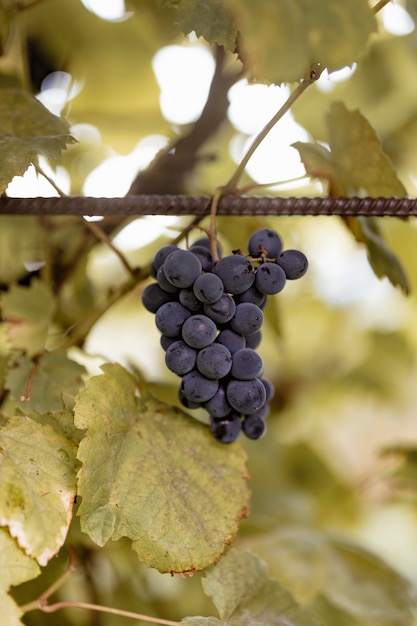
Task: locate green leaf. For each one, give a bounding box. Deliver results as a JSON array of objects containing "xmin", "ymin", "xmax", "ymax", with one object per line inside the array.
[
  {"xmin": 5, "ymin": 351, "xmax": 86, "ymax": 414},
  {"xmin": 74, "ymin": 363, "xmax": 249, "ymax": 574},
  {"xmin": 351, "ymin": 216, "xmax": 410, "ymax": 294},
  {"xmin": 246, "ymin": 528, "xmax": 416, "ymax": 626},
  {"xmin": 325, "ymin": 538, "xmax": 416, "ymax": 625},
  {"xmin": 0, "ymin": 88, "xmax": 75, "ymax": 193},
  {"xmin": 292, "ymin": 141, "xmax": 339, "ymax": 193},
  {"xmin": 0, "ymin": 527, "xmax": 40, "ymax": 626},
  {"xmin": 224, "ymin": 0, "xmax": 376, "ymax": 83},
  {"xmin": 159, "ymin": 0, "xmax": 237, "ymax": 51},
  {"xmin": 196, "ymin": 548, "xmax": 321, "ymax": 625},
  {"xmin": 326, "ymin": 101, "xmax": 407, "ymax": 197},
  {"xmin": 0, "ymin": 279, "xmax": 56, "ymax": 357},
  {"xmin": 0, "ymin": 416, "xmax": 78, "ymax": 566}
]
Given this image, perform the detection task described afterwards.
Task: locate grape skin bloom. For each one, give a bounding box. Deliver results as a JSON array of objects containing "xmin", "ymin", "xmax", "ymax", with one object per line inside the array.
[{"xmin": 182, "ymin": 314, "xmax": 217, "ymax": 349}]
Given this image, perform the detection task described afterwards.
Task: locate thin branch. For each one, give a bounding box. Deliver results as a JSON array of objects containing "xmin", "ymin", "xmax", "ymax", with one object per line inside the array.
[
  {"xmin": 35, "ymin": 163, "xmax": 67, "ymax": 197},
  {"xmin": 82, "ymin": 218, "xmax": 138, "ymax": 279},
  {"xmin": 372, "ymin": 0, "xmax": 391, "ymax": 14},
  {"xmin": 36, "ymin": 600, "xmax": 180, "ymax": 625}
]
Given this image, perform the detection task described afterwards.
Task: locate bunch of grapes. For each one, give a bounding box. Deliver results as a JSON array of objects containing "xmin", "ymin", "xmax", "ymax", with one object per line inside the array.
[{"xmin": 142, "ymin": 228, "xmax": 308, "ymax": 444}]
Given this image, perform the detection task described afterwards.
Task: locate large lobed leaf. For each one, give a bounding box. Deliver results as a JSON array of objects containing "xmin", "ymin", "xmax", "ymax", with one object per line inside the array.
[
  {"xmin": 182, "ymin": 548, "xmax": 321, "ymax": 626},
  {"xmin": 0, "ymin": 88, "xmax": 75, "ymax": 193},
  {"xmin": 0, "ymin": 416, "xmax": 78, "ymax": 566},
  {"xmin": 74, "ymin": 363, "xmax": 250, "ymax": 574},
  {"xmin": 294, "ymin": 102, "xmax": 409, "ymax": 293},
  {"xmin": 161, "ymin": 0, "xmax": 376, "ymax": 83}
]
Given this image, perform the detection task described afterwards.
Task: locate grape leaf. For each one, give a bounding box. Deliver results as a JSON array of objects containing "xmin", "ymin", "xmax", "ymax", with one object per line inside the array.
[
  {"xmin": 0, "ymin": 88, "xmax": 75, "ymax": 193},
  {"xmin": 326, "ymin": 101, "xmax": 407, "ymax": 198},
  {"xmin": 74, "ymin": 363, "xmax": 249, "ymax": 574},
  {"xmin": 224, "ymin": 0, "xmax": 376, "ymax": 83},
  {"xmin": 159, "ymin": 0, "xmax": 237, "ymax": 51},
  {"xmin": 5, "ymin": 351, "xmax": 86, "ymax": 414},
  {"xmin": 293, "ymin": 103, "xmax": 410, "ymax": 293},
  {"xmin": 246, "ymin": 527, "xmax": 416, "ymax": 626},
  {"xmin": 0, "ymin": 279, "xmax": 56, "ymax": 357},
  {"xmin": 0, "ymin": 527, "xmax": 40, "ymax": 626},
  {"xmin": 182, "ymin": 548, "xmax": 321, "ymax": 626},
  {"xmin": 0, "ymin": 416, "xmax": 78, "ymax": 566},
  {"xmin": 325, "ymin": 538, "xmax": 416, "ymax": 625}
]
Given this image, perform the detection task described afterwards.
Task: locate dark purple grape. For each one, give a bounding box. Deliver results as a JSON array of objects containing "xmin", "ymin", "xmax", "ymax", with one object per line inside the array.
[
  {"xmin": 203, "ymin": 293, "xmax": 236, "ymax": 324},
  {"xmin": 248, "ymin": 228, "xmax": 283, "ymax": 259},
  {"xmin": 196, "ymin": 343, "xmax": 232, "ymax": 379},
  {"xmin": 231, "ymin": 348, "xmax": 264, "ymax": 380},
  {"xmin": 157, "ymin": 265, "xmax": 179, "ymax": 294},
  {"xmin": 181, "ymin": 370, "xmax": 219, "ymax": 403},
  {"xmin": 164, "ymin": 249, "xmax": 202, "ymax": 288},
  {"xmin": 214, "ymin": 254, "xmax": 256, "ymax": 294},
  {"xmin": 191, "ymin": 237, "xmax": 222, "ymax": 257},
  {"xmin": 204, "ymin": 386, "xmax": 232, "ymax": 418},
  {"xmin": 216, "ymin": 329, "xmax": 246, "ymax": 354},
  {"xmin": 182, "ymin": 314, "xmax": 217, "ymax": 349},
  {"xmin": 193, "ymin": 272, "xmax": 224, "ymax": 304},
  {"xmin": 189, "ymin": 245, "xmax": 214, "ymax": 272},
  {"xmin": 226, "ymin": 378, "xmax": 266, "ymax": 414},
  {"xmin": 261, "ymin": 378, "xmax": 274, "ymax": 401},
  {"xmin": 142, "ymin": 283, "xmax": 177, "ymax": 313},
  {"xmin": 178, "ymin": 387, "xmax": 202, "ymax": 409},
  {"xmin": 165, "ymin": 340, "xmax": 197, "ymax": 376},
  {"xmin": 155, "ymin": 301, "xmax": 190, "ymax": 337},
  {"xmin": 245, "ymin": 331, "xmax": 262, "ymax": 350},
  {"xmin": 255, "ymin": 262, "xmax": 286, "ymax": 295},
  {"xmin": 210, "ymin": 414, "xmax": 241, "ymax": 444},
  {"xmin": 242, "ymin": 411, "xmax": 267, "ymax": 439},
  {"xmin": 230, "ymin": 303, "xmax": 263, "ymax": 336},
  {"xmin": 151, "ymin": 244, "xmax": 178, "ymax": 277},
  {"xmin": 179, "ymin": 288, "xmax": 203, "ymax": 312},
  {"xmin": 234, "ymin": 284, "xmax": 266, "ymax": 308},
  {"xmin": 277, "ymin": 249, "xmax": 308, "ymax": 279},
  {"xmin": 160, "ymin": 334, "xmax": 181, "ymax": 351}
]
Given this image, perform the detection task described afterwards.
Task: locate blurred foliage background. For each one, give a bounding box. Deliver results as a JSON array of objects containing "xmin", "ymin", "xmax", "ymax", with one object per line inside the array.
[{"xmin": 3, "ymin": 1, "xmax": 417, "ymax": 625}]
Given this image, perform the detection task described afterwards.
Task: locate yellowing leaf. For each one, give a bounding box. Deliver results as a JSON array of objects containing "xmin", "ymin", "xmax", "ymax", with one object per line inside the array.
[
  {"xmin": 0, "ymin": 527, "xmax": 40, "ymax": 626},
  {"xmin": 5, "ymin": 351, "xmax": 86, "ymax": 414},
  {"xmin": 0, "ymin": 279, "xmax": 56, "ymax": 357},
  {"xmin": 0, "ymin": 416, "xmax": 77, "ymax": 566},
  {"xmin": 159, "ymin": 0, "xmax": 237, "ymax": 51},
  {"xmin": 224, "ymin": 0, "xmax": 376, "ymax": 83},
  {"xmin": 326, "ymin": 101, "xmax": 407, "ymax": 197},
  {"xmin": 0, "ymin": 89, "xmax": 75, "ymax": 192},
  {"xmin": 195, "ymin": 548, "xmax": 321, "ymax": 625},
  {"xmin": 74, "ymin": 363, "xmax": 249, "ymax": 574}
]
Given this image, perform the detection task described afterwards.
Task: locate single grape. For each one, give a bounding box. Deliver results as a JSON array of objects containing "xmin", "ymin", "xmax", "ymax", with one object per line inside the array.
[
  {"xmin": 142, "ymin": 283, "xmax": 177, "ymax": 313},
  {"xmin": 242, "ymin": 411, "xmax": 267, "ymax": 439},
  {"xmin": 255, "ymin": 262, "xmax": 286, "ymax": 295},
  {"xmin": 160, "ymin": 334, "xmax": 181, "ymax": 351},
  {"xmin": 277, "ymin": 249, "xmax": 308, "ymax": 279},
  {"xmin": 151, "ymin": 244, "xmax": 178, "ymax": 277},
  {"xmin": 193, "ymin": 272, "xmax": 224, "ymax": 304},
  {"xmin": 204, "ymin": 293, "xmax": 236, "ymax": 324},
  {"xmin": 214, "ymin": 254, "xmax": 256, "ymax": 294},
  {"xmin": 191, "ymin": 237, "xmax": 222, "ymax": 257},
  {"xmin": 204, "ymin": 386, "xmax": 232, "ymax": 418},
  {"xmin": 155, "ymin": 301, "xmax": 191, "ymax": 337},
  {"xmin": 178, "ymin": 387, "xmax": 202, "ymax": 410},
  {"xmin": 181, "ymin": 370, "xmax": 219, "ymax": 403},
  {"xmin": 248, "ymin": 228, "xmax": 283, "ymax": 259},
  {"xmin": 182, "ymin": 314, "xmax": 217, "ymax": 349},
  {"xmin": 165, "ymin": 340, "xmax": 197, "ymax": 376},
  {"xmin": 196, "ymin": 343, "xmax": 232, "ymax": 379},
  {"xmin": 234, "ymin": 284, "xmax": 266, "ymax": 308},
  {"xmin": 164, "ymin": 249, "xmax": 202, "ymax": 288},
  {"xmin": 157, "ymin": 265, "xmax": 179, "ymax": 294},
  {"xmin": 216, "ymin": 329, "xmax": 246, "ymax": 354},
  {"xmin": 179, "ymin": 288, "xmax": 203, "ymax": 312},
  {"xmin": 189, "ymin": 245, "xmax": 214, "ymax": 272},
  {"xmin": 245, "ymin": 330, "xmax": 262, "ymax": 350},
  {"xmin": 227, "ymin": 378, "xmax": 266, "ymax": 414},
  {"xmin": 230, "ymin": 302, "xmax": 263, "ymax": 336},
  {"xmin": 231, "ymin": 348, "xmax": 264, "ymax": 380},
  {"xmin": 210, "ymin": 414, "xmax": 241, "ymax": 444}
]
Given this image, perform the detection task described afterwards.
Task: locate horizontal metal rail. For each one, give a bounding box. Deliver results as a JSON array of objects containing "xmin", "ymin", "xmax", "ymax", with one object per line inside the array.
[{"xmin": 0, "ymin": 195, "xmax": 416, "ymax": 217}]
